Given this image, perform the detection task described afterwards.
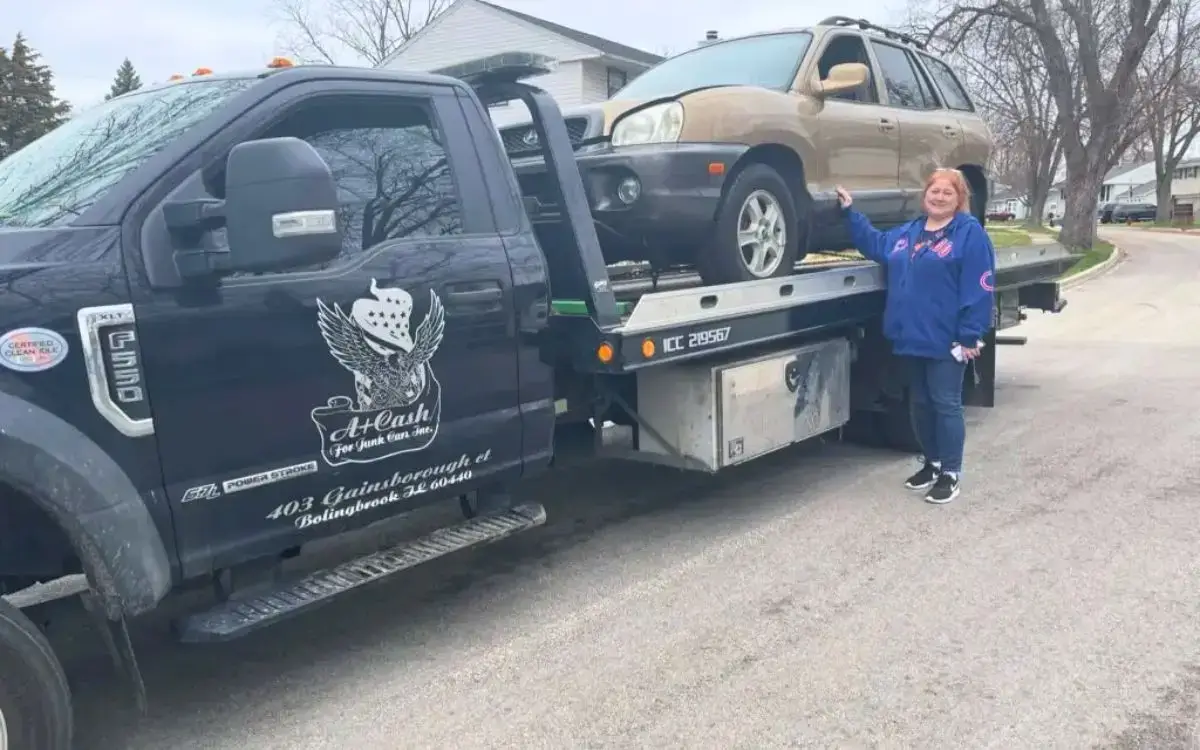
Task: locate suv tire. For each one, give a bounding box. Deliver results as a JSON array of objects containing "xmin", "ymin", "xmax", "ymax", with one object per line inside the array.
[
  {"xmin": 0, "ymin": 598, "xmax": 73, "ymax": 750},
  {"xmin": 699, "ymin": 163, "xmax": 802, "ymax": 285}
]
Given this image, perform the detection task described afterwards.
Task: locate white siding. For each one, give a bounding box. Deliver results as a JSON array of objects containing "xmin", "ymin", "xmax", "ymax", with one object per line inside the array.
[
  {"xmin": 485, "ymin": 62, "xmax": 585, "ymax": 126},
  {"xmin": 1045, "ymin": 187, "xmax": 1065, "ymax": 217},
  {"xmin": 1171, "ymin": 164, "xmax": 1200, "ymax": 202},
  {"xmin": 581, "ymin": 59, "xmax": 614, "ymax": 101},
  {"xmin": 383, "ymin": 0, "xmax": 598, "ymax": 73}
]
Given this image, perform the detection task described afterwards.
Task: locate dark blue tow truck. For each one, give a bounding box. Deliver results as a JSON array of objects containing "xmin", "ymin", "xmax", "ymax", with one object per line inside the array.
[{"xmin": 0, "ymin": 54, "xmax": 1071, "ymax": 748}]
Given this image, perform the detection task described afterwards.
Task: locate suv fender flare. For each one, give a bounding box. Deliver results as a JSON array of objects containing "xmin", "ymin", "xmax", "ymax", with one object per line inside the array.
[{"xmin": 0, "ymin": 390, "xmax": 171, "ymax": 619}]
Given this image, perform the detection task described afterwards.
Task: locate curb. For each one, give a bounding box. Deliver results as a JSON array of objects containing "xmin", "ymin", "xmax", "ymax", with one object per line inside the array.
[{"xmin": 1060, "ymin": 242, "xmax": 1124, "ymax": 289}]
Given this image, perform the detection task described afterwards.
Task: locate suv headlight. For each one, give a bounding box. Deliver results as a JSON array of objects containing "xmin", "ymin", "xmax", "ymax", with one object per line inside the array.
[{"xmin": 611, "ymin": 102, "xmax": 684, "ymax": 147}]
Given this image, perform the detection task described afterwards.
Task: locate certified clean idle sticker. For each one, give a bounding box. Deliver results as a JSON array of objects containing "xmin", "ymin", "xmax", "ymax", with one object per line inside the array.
[{"xmin": 0, "ymin": 327, "xmax": 69, "ymax": 372}]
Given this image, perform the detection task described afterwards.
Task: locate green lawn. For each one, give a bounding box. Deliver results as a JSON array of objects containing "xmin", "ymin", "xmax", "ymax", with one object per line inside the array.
[
  {"xmin": 1138, "ymin": 221, "xmax": 1195, "ymax": 231},
  {"xmin": 1062, "ymin": 239, "xmax": 1114, "ymax": 278},
  {"xmin": 987, "ymin": 226, "xmax": 1032, "ymax": 247},
  {"xmin": 815, "ymin": 226, "xmax": 1033, "ymax": 264}
]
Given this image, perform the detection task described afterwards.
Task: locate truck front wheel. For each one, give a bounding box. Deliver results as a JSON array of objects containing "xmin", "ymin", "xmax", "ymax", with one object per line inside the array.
[{"xmin": 0, "ymin": 598, "xmax": 72, "ymax": 750}]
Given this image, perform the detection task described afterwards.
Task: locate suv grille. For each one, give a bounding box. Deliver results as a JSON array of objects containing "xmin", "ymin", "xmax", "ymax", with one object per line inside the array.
[{"xmin": 500, "ymin": 117, "xmax": 589, "ymax": 154}]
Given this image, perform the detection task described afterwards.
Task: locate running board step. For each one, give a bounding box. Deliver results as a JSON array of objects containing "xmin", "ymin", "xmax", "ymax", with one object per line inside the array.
[{"xmin": 176, "ymin": 503, "xmax": 547, "ymax": 643}]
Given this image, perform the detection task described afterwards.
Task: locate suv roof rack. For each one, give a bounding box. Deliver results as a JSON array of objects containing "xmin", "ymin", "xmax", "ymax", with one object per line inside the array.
[{"xmin": 819, "ymin": 16, "xmax": 928, "ymax": 51}]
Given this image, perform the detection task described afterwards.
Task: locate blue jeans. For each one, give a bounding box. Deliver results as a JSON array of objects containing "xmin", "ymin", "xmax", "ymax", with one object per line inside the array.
[{"xmin": 905, "ymin": 356, "xmax": 967, "ymax": 473}]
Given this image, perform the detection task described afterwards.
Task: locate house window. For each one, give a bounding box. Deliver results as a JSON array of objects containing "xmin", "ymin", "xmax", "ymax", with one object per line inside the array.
[
  {"xmin": 1006, "ymin": 200, "xmax": 1016, "ymax": 212},
  {"xmin": 607, "ymin": 67, "xmax": 628, "ymax": 97}
]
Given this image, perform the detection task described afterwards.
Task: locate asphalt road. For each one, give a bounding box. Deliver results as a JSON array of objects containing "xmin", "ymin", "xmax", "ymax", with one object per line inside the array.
[{"xmin": 52, "ymin": 227, "xmax": 1200, "ymax": 749}]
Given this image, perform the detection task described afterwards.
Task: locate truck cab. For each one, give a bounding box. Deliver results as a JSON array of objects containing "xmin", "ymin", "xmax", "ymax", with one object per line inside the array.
[{"xmin": 0, "ymin": 60, "xmax": 572, "ymax": 603}]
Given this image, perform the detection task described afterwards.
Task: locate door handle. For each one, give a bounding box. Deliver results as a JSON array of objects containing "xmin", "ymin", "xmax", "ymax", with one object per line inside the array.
[
  {"xmin": 444, "ymin": 281, "xmax": 503, "ymax": 313},
  {"xmin": 942, "ymin": 125, "xmax": 960, "ymax": 138},
  {"xmin": 879, "ymin": 118, "xmax": 897, "ymax": 132}
]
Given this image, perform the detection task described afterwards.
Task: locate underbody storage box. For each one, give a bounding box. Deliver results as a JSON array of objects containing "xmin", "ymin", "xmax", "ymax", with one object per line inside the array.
[{"xmin": 634, "ymin": 337, "xmax": 852, "ymax": 471}]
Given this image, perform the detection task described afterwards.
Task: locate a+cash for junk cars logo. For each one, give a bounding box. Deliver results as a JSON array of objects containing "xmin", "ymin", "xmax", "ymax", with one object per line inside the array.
[{"xmin": 312, "ymin": 279, "xmax": 445, "ymax": 466}]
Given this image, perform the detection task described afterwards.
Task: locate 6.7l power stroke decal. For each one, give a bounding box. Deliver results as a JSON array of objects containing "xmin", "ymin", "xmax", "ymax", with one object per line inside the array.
[{"xmin": 312, "ymin": 279, "xmax": 445, "ymax": 466}]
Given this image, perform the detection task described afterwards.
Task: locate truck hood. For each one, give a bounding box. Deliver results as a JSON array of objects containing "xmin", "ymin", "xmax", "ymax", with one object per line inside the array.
[{"xmin": 0, "ymin": 226, "xmax": 120, "ymax": 283}]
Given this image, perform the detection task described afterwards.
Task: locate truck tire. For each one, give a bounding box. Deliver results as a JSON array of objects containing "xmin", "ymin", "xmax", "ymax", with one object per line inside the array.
[
  {"xmin": 698, "ymin": 163, "xmax": 800, "ymax": 285},
  {"xmin": 0, "ymin": 598, "xmax": 73, "ymax": 750}
]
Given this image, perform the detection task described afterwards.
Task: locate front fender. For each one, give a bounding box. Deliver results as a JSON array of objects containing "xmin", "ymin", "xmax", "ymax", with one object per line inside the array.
[{"xmin": 0, "ymin": 391, "xmax": 171, "ymax": 618}]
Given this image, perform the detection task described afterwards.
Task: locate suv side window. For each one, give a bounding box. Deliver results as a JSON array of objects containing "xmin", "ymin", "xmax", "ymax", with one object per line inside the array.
[
  {"xmin": 870, "ymin": 41, "xmax": 936, "ymax": 110},
  {"xmin": 815, "ymin": 34, "xmax": 879, "ymax": 104},
  {"xmin": 919, "ymin": 54, "xmax": 974, "ymax": 111},
  {"xmin": 234, "ymin": 96, "xmax": 463, "ymax": 275}
]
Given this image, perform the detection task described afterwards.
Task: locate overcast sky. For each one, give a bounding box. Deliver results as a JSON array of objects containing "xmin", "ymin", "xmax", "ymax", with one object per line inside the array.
[{"xmin": 3, "ymin": 0, "xmax": 900, "ymax": 109}]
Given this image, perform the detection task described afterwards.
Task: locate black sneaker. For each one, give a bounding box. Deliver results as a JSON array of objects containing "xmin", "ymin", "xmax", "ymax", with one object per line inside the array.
[
  {"xmin": 925, "ymin": 472, "xmax": 960, "ymax": 504},
  {"xmin": 904, "ymin": 462, "xmax": 940, "ymax": 491}
]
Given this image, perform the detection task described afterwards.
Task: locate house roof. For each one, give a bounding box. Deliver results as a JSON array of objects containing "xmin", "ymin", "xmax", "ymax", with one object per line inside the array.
[
  {"xmin": 1103, "ymin": 162, "xmax": 1150, "ymax": 183},
  {"xmin": 474, "ymin": 1, "xmax": 663, "ymax": 66}
]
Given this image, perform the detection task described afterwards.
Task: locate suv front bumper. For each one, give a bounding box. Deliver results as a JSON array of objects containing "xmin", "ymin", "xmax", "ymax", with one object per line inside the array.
[{"xmin": 512, "ymin": 142, "xmax": 749, "ymax": 257}]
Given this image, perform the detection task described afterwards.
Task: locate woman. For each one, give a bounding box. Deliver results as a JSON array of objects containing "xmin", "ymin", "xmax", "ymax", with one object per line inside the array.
[{"xmin": 835, "ymin": 168, "xmax": 996, "ymax": 504}]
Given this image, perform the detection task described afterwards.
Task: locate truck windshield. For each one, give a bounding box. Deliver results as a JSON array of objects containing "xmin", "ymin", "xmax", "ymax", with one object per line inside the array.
[
  {"xmin": 613, "ymin": 32, "xmax": 814, "ymax": 100},
  {"xmin": 0, "ymin": 77, "xmax": 256, "ymax": 228}
]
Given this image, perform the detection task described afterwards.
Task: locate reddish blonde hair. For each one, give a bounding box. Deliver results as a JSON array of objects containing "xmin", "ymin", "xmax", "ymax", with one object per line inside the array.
[{"xmin": 923, "ymin": 168, "xmax": 972, "ymax": 214}]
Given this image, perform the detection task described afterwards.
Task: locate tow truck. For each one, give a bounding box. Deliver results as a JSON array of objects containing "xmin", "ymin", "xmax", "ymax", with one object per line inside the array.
[{"xmin": 0, "ymin": 54, "xmax": 1072, "ymax": 749}]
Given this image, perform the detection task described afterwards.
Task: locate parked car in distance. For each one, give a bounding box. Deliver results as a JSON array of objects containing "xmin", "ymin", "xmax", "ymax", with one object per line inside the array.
[
  {"xmin": 1098, "ymin": 202, "xmax": 1118, "ymax": 223},
  {"xmin": 1109, "ymin": 202, "xmax": 1157, "ymax": 223},
  {"xmin": 987, "ymin": 210, "xmax": 1015, "ymax": 222},
  {"xmin": 498, "ymin": 16, "xmax": 993, "ymax": 286}
]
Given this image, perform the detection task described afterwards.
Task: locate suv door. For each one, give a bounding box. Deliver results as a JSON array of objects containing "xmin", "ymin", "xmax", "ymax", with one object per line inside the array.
[
  {"xmin": 806, "ymin": 31, "xmax": 905, "ymax": 225},
  {"xmin": 127, "ymin": 82, "xmax": 521, "ymax": 577},
  {"xmin": 868, "ymin": 40, "xmax": 965, "ymax": 214}
]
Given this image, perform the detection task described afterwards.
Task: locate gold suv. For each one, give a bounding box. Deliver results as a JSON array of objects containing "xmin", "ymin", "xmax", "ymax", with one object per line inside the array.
[{"xmin": 503, "ymin": 16, "xmax": 992, "ymax": 286}]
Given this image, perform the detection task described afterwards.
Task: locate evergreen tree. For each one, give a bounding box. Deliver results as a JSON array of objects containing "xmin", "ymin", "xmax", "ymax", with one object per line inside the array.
[
  {"xmin": 0, "ymin": 34, "xmax": 71, "ymax": 158},
  {"xmin": 105, "ymin": 58, "xmax": 142, "ymax": 100},
  {"xmin": 0, "ymin": 46, "xmax": 12, "ymax": 159}
]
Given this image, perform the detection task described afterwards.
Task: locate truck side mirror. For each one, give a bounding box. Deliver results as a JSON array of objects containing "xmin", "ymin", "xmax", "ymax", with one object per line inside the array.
[
  {"xmin": 223, "ymin": 137, "xmax": 342, "ymax": 274},
  {"xmin": 166, "ymin": 137, "xmax": 343, "ymax": 278}
]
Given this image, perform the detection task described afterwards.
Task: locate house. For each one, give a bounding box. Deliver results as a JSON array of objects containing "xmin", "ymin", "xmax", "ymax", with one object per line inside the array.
[
  {"xmin": 377, "ymin": 0, "xmax": 663, "ymax": 125},
  {"xmin": 1169, "ymin": 157, "xmax": 1200, "ymax": 222},
  {"xmin": 1098, "ymin": 162, "xmax": 1158, "ymax": 205},
  {"xmin": 986, "ymin": 186, "xmax": 1028, "ymax": 220},
  {"xmin": 1043, "ymin": 183, "xmax": 1067, "ymax": 218}
]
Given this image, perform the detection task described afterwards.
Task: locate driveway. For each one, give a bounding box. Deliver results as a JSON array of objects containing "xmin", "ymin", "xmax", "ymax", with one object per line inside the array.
[{"xmin": 61, "ymin": 228, "xmax": 1200, "ymax": 749}]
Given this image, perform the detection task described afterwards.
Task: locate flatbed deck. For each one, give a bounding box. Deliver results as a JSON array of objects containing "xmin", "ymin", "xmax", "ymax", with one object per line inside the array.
[{"xmin": 551, "ymin": 242, "xmax": 1075, "ymax": 373}]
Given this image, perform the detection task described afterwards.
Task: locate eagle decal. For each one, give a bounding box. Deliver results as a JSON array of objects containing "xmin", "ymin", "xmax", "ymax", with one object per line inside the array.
[
  {"xmin": 316, "ymin": 281, "xmax": 445, "ymax": 411},
  {"xmin": 310, "ymin": 280, "xmax": 445, "ymax": 466}
]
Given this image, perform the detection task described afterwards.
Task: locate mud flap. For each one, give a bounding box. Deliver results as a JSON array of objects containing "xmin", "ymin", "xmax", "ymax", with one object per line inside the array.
[{"xmin": 962, "ymin": 329, "xmax": 997, "ymax": 408}]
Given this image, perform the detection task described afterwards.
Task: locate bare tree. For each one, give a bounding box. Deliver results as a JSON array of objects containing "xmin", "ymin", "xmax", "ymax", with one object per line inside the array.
[
  {"xmin": 901, "ymin": 4, "xmax": 1070, "ymax": 227},
  {"xmin": 1133, "ymin": 0, "xmax": 1200, "ymax": 222},
  {"xmin": 274, "ymin": 0, "xmax": 452, "ymax": 66},
  {"xmin": 930, "ymin": 0, "xmax": 1175, "ymax": 248}
]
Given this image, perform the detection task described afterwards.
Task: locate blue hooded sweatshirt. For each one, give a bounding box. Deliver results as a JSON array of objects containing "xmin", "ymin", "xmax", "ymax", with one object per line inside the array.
[{"xmin": 845, "ymin": 209, "xmax": 996, "ymax": 360}]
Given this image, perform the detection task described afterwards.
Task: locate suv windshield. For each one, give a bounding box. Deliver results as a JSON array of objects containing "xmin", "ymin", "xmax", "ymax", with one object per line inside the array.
[
  {"xmin": 613, "ymin": 32, "xmax": 814, "ymax": 100},
  {"xmin": 0, "ymin": 77, "xmax": 256, "ymax": 228}
]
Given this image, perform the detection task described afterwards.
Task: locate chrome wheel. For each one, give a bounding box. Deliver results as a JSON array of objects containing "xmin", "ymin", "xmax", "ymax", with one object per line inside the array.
[{"xmin": 737, "ymin": 189, "xmax": 787, "ymax": 277}]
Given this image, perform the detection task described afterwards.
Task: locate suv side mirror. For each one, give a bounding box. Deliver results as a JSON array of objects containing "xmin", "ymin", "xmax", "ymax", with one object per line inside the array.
[
  {"xmin": 812, "ymin": 63, "xmax": 869, "ymax": 98},
  {"xmin": 166, "ymin": 137, "xmax": 342, "ymax": 278}
]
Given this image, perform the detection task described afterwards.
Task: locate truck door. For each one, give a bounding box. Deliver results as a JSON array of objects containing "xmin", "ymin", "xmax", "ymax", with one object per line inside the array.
[{"xmin": 127, "ymin": 82, "xmax": 522, "ymax": 578}]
